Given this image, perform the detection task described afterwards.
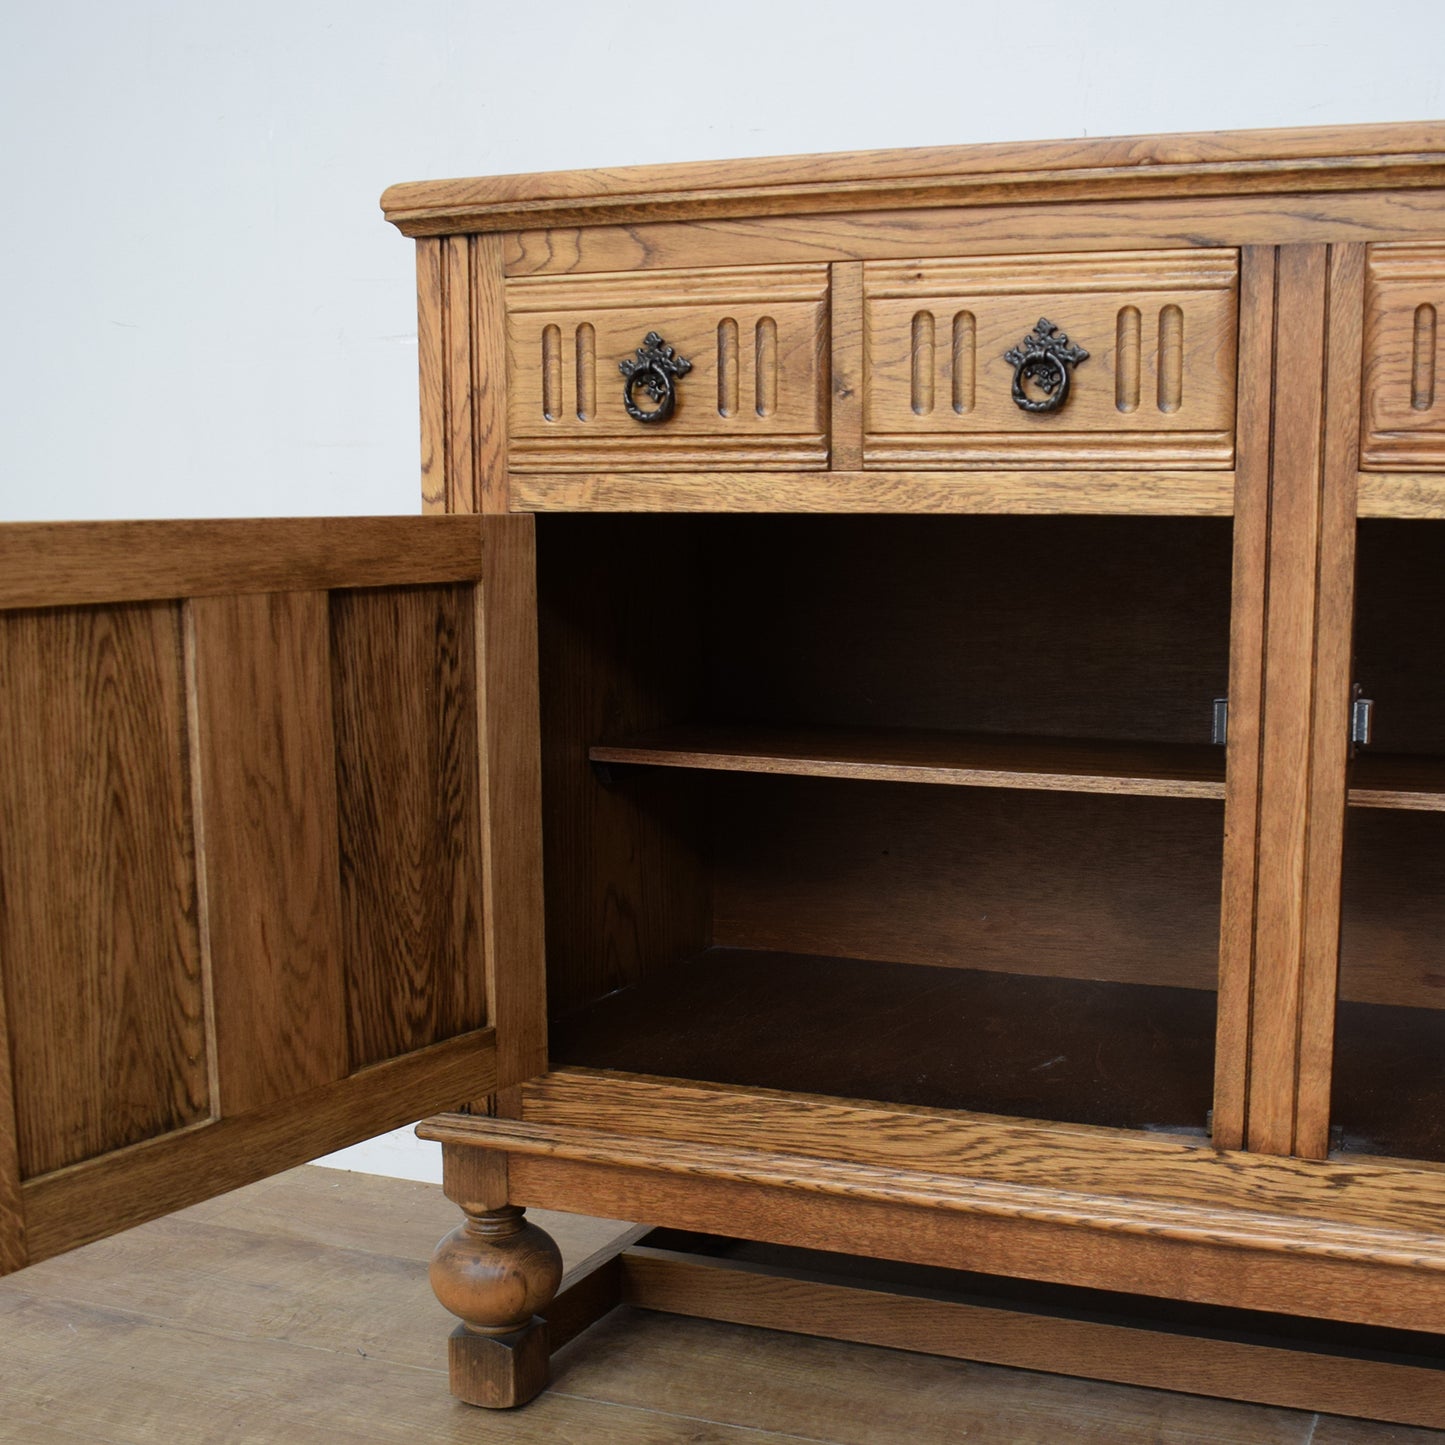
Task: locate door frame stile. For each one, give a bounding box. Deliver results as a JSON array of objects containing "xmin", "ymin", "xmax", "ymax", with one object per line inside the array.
[
  {"xmin": 1294, "ymin": 243, "xmax": 1366, "ymax": 1159},
  {"xmin": 1213, "ymin": 245, "xmax": 1278, "ymax": 1150}
]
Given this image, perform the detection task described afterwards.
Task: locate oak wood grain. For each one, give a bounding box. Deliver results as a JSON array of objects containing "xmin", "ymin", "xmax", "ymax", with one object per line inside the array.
[
  {"xmin": 1361, "ymin": 242, "xmax": 1445, "ymax": 468},
  {"xmin": 330, "ymin": 584, "xmax": 488, "ymax": 1068},
  {"xmin": 0, "ymin": 602, "xmax": 207, "ymax": 1178},
  {"xmin": 509, "ymin": 467, "xmax": 1236, "ymax": 513},
  {"xmin": 0, "ymin": 516, "xmax": 484, "ymax": 610},
  {"xmin": 506, "ymin": 265, "xmax": 829, "ymax": 471},
  {"xmin": 501, "ymin": 191, "xmax": 1445, "ymax": 278},
  {"xmin": 0, "ymin": 956, "xmax": 23, "ymax": 1272},
  {"xmin": 190, "ymin": 590, "xmax": 349, "ymax": 1115},
  {"xmin": 862, "ymin": 250, "xmax": 1238, "ymax": 468},
  {"xmin": 828, "ymin": 261, "xmax": 864, "ymax": 468},
  {"xmin": 380, "ymin": 121, "xmax": 1445, "ymax": 235},
  {"xmin": 520, "ymin": 1070, "xmax": 1445, "ymax": 1242},
  {"xmin": 1293, "ymin": 244, "xmax": 1366, "ymax": 1159},
  {"xmin": 441, "ymin": 1131, "xmax": 1445, "ymax": 1336},
  {"xmin": 620, "ymin": 1246, "xmax": 1445, "ymax": 1430},
  {"xmin": 1248, "ymin": 246, "xmax": 1330, "ymax": 1157},
  {"xmin": 1356, "ymin": 471, "xmax": 1445, "ymax": 515},
  {"xmin": 1212, "ymin": 245, "xmax": 1277, "ymax": 1150},
  {"xmin": 471, "ymin": 232, "xmax": 511, "ymax": 512},
  {"xmin": 477, "ymin": 516, "xmax": 548, "ymax": 1087},
  {"xmin": 590, "ymin": 724, "xmax": 1226, "ymax": 799},
  {"xmin": 442, "ymin": 235, "xmax": 476, "ymax": 512},
  {"xmin": 510, "ymin": 436, "xmax": 830, "ymax": 471},
  {"xmin": 19, "ymin": 1026, "xmax": 496, "ymax": 1266},
  {"xmin": 415, "ymin": 238, "xmax": 446, "ymax": 511}
]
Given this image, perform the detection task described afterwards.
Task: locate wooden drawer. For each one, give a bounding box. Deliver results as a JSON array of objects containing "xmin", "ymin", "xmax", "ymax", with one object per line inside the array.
[
  {"xmin": 506, "ymin": 265, "xmax": 829, "ymax": 470},
  {"xmin": 1362, "ymin": 244, "xmax": 1445, "ymax": 469},
  {"xmin": 862, "ymin": 250, "xmax": 1239, "ymax": 468}
]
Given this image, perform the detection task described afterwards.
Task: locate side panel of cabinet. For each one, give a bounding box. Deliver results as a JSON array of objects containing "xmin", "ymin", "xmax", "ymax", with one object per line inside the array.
[{"xmin": 0, "ymin": 516, "xmax": 544, "ymax": 1270}]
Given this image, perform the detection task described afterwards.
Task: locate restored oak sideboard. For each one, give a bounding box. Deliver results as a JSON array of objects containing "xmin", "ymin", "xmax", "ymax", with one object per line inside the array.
[{"xmin": 3, "ymin": 122, "xmax": 1445, "ymax": 1427}]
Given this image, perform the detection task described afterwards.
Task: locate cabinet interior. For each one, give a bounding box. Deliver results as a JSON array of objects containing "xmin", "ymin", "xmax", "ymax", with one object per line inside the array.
[
  {"xmin": 535, "ymin": 513, "xmax": 1233, "ymax": 1135},
  {"xmin": 1335, "ymin": 519, "xmax": 1445, "ymax": 1163}
]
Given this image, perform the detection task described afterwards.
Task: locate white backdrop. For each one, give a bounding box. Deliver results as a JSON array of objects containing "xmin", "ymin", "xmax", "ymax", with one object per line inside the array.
[{"xmin": 3, "ymin": 0, "xmax": 1442, "ymax": 1177}]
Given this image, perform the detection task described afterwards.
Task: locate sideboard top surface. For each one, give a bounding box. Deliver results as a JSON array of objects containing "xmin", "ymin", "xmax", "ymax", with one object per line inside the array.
[{"xmin": 380, "ymin": 120, "xmax": 1445, "ymax": 236}]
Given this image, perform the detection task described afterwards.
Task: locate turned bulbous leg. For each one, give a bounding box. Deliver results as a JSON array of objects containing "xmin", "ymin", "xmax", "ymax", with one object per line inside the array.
[{"xmin": 430, "ymin": 1203, "xmax": 563, "ymax": 1409}]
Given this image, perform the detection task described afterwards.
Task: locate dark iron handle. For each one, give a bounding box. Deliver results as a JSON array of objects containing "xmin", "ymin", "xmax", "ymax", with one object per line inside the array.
[
  {"xmin": 1004, "ymin": 318, "xmax": 1089, "ymax": 415},
  {"xmin": 619, "ymin": 331, "xmax": 692, "ymax": 425}
]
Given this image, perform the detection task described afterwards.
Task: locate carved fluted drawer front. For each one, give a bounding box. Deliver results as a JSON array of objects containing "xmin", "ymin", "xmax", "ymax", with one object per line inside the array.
[
  {"xmin": 1362, "ymin": 244, "xmax": 1445, "ymax": 469},
  {"xmin": 506, "ymin": 265, "xmax": 829, "ymax": 470},
  {"xmin": 862, "ymin": 250, "xmax": 1239, "ymax": 467}
]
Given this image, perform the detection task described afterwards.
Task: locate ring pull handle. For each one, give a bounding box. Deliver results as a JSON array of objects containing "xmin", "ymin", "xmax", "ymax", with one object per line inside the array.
[
  {"xmin": 619, "ymin": 332, "xmax": 692, "ymax": 424},
  {"xmin": 1004, "ymin": 318, "xmax": 1089, "ymax": 414}
]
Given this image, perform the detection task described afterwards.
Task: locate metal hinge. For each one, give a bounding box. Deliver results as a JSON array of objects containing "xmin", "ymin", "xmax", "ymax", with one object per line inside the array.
[
  {"xmin": 1213, "ymin": 692, "xmax": 1373, "ymax": 749},
  {"xmin": 1350, "ymin": 685, "xmax": 1374, "ymax": 749},
  {"xmin": 1211, "ymin": 697, "xmax": 1229, "ymax": 747}
]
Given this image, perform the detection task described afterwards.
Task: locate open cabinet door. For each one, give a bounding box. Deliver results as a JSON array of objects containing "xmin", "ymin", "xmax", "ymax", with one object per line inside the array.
[{"xmin": 0, "ymin": 515, "xmax": 544, "ymax": 1273}]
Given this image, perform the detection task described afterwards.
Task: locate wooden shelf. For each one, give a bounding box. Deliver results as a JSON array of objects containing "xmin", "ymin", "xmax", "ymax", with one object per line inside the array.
[
  {"xmin": 590, "ymin": 725, "xmax": 1226, "ymax": 802},
  {"xmin": 1348, "ymin": 753, "xmax": 1445, "ymax": 811},
  {"xmin": 550, "ymin": 947, "xmax": 1215, "ymax": 1136}
]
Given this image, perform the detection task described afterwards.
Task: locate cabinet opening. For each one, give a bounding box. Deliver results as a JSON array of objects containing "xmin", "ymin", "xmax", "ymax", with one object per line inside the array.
[
  {"xmin": 535, "ymin": 513, "xmax": 1231, "ymax": 1135},
  {"xmin": 1334, "ymin": 520, "xmax": 1445, "ymax": 1162}
]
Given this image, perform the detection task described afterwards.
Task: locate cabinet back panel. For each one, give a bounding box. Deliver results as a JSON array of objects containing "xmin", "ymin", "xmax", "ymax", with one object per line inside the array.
[
  {"xmin": 703, "ymin": 516, "xmax": 1233, "ymax": 744},
  {"xmin": 1337, "ymin": 805, "xmax": 1445, "ymax": 1157},
  {"xmin": 1354, "ymin": 520, "xmax": 1445, "ymax": 755},
  {"xmin": 536, "ymin": 514, "xmax": 1236, "ymax": 1018},
  {"xmin": 1340, "ymin": 808, "xmax": 1445, "ymax": 1012},
  {"xmin": 711, "ymin": 776, "xmax": 1225, "ymax": 992}
]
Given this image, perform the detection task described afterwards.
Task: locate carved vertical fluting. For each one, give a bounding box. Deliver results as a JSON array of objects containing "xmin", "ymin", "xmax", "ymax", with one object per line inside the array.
[
  {"xmin": 1116, "ymin": 306, "xmax": 1141, "ymax": 413},
  {"xmin": 951, "ymin": 311, "xmax": 975, "ymax": 415},
  {"xmin": 1412, "ymin": 303, "xmax": 1437, "ymax": 411},
  {"xmin": 1157, "ymin": 304, "xmax": 1184, "ymax": 413},
  {"xmin": 910, "ymin": 311, "xmax": 935, "ymax": 416}
]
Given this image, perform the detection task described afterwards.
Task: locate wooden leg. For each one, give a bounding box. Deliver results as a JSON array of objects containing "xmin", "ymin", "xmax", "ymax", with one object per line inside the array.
[{"xmin": 429, "ymin": 1145, "xmax": 562, "ymax": 1409}]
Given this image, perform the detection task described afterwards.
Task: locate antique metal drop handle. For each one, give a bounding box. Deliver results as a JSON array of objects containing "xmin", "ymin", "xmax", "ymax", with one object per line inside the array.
[
  {"xmin": 619, "ymin": 331, "xmax": 692, "ymax": 424},
  {"xmin": 1004, "ymin": 318, "xmax": 1089, "ymax": 414}
]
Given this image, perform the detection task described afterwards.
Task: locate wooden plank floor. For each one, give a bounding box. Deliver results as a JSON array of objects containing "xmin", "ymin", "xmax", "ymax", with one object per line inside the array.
[{"xmin": 0, "ymin": 1166, "xmax": 1438, "ymax": 1443}]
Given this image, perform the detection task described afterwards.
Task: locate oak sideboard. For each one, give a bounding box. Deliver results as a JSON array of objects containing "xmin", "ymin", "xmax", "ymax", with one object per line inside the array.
[{"xmin": 4, "ymin": 121, "xmax": 1445, "ymax": 1427}]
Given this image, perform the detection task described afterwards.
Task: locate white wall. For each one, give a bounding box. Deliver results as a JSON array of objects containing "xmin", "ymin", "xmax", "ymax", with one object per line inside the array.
[{"xmin": 4, "ymin": 0, "xmax": 1441, "ymax": 1176}]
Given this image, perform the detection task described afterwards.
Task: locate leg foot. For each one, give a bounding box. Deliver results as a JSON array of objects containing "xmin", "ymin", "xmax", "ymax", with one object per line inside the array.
[
  {"xmin": 446, "ymin": 1317, "xmax": 551, "ymax": 1409},
  {"xmin": 430, "ymin": 1202, "xmax": 562, "ymax": 1408}
]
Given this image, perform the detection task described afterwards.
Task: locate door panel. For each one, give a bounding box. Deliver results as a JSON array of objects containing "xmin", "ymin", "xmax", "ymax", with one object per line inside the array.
[{"xmin": 0, "ymin": 515, "xmax": 542, "ymax": 1271}]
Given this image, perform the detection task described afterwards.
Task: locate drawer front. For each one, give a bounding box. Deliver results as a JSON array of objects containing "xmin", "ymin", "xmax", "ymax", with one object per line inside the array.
[
  {"xmin": 507, "ymin": 265, "xmax": 829, "ymax": 470},
  {"xmin": 863, "ymin": 250, "xmax": 1238, "ymax": 468},
  {"xmin": 1362, "ymin": 244, "xmax": 1445, "ymax": 470}
]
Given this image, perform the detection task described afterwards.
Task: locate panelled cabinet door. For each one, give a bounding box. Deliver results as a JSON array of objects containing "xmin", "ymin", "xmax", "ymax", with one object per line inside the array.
[{"xmin": 0, "ymin": 515, "xmax": 544, "ymax": 1274}]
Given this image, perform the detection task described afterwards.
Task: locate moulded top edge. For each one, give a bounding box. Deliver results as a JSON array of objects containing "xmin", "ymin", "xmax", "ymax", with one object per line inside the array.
[{"xmin": 380, "ymin": 122, "xmax": 1445, "ymax": 236}]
